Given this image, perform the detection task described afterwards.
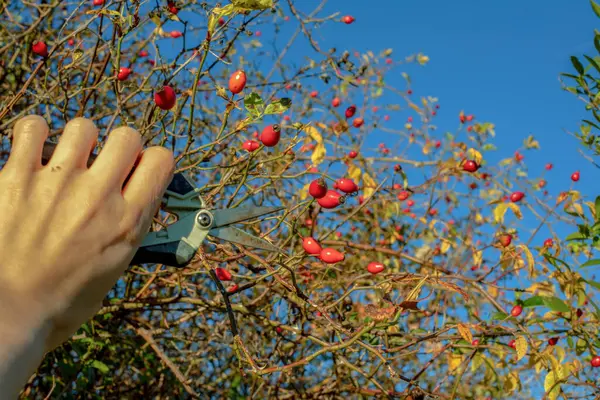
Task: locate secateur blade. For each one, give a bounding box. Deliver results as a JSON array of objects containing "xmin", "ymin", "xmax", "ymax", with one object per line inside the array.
[
  {"xmin": 209, "ymin": 226, "xmax": 283, "ymax": 253},
  {"xmin": 211, "ymin": 205, "xmax": 285, "ymax": 228},
  {"xmin": 207, "ymin": 205, "xmax": 285, "ymax": 253}
]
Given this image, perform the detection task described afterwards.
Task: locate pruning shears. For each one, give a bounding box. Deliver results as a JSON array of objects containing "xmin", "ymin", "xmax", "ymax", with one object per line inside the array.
[{"xmin": 41, "ymin": 141, "xmax": 284, "ymax": 267}]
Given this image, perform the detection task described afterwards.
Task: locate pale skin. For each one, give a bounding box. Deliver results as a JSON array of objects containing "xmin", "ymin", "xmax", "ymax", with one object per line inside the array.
[{"xmin": 0, "ymin": 115, "xmax": 175, "ymax": 397}]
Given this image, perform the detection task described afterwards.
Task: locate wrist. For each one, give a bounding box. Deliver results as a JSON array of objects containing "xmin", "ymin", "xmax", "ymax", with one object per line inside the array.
[{"xmin": 0, "ymin": 283, "xmax": 52, "ymax": 396}]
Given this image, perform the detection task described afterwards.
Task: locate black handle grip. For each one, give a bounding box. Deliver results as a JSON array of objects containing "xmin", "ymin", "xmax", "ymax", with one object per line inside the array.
[{"xmin": 130, "ymin": 240, "xmax": 197, "ymax": 267}]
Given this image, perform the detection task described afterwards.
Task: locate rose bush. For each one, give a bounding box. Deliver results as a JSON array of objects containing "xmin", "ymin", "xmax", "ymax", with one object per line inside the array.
[{"xmin": 0, "ymin": 1, "xmax": 598, "ymax": 399}]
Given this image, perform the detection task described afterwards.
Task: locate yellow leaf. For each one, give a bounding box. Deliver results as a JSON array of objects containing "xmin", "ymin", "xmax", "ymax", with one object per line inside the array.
[
  {"xmin": 493, "ymin": 202, "xmax": 522, "ymax": 224},
  {"xmin": 466, "ymin": 148, "xmax": 483, "ymax": 164},
  {"xmin": 471, "ymin": 353, "xmax": 483, "ymax": 372},
  {"xmin": 299, "ymin": 183, "xmax": 310, "ymax": 201},
  {"xmin": 408, "ymin": 102, "xmax": 422, "ymax": 114},
  {"xmin": 517, "ymin": 244, "xmax": 535, "ymax": 276},
  {"xmin": 447, "ymin": 353, "xmax": 463, "ymax": 373},
  {"xmin": 304, "ymin": 125, "xmax": 323, "ymax": 144},
  {"xmin": 440, "ymin": 239, "xmax": 451, "ymax": 254},
  {"xmin": 473, "ymin": 249, "xmax": 483, "ymax": 268},
  {"xmin": 417, "ymin": 53, "xmax": 429, "ymax": 65},
  {"xmin": 362, "ymin": 172, "xmax": 377, "ymax": 199},
  {"xmin": 348, "ymin": 163, "xmax": 362, "ymax": 182},
  {"xmin": 504, "ymin": 371, "xmax": 520, "ymax": 393},
  {"xmin": 457, "ymin": 323, "xmax": 473, "ymax": 344},
  {"xmin": 544, "ymin": 365, "xmax": 566, "ymax": 400},
  {"xmin": 311, "ymin": 142, "xmax": 326, "ymax": 166},
  {"xmin": 507, "ymin": 203, "xmax": 523, "ymax": 219},
  {"xmin": 515, "ymin": 336, "xmax": 528, "ymax": 361},
  {"xmin": 405, "ymin": 276, "xmax": 428, "ymax": 302},
  {"xmin": 494, "ymin": 203, "xmax": 509, "ymax": 224}
]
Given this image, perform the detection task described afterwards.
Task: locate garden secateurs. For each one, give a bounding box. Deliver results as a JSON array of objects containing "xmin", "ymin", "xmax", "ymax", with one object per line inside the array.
[{"xmin": 41, "ymin": 141, "xmax": 284, "ymax": 267}]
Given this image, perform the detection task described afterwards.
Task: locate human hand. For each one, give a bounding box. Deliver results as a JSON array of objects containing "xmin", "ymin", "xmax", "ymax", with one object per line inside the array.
[{"xmin": 0, "ymin": 115, "xmax": 174, "ymax": 379}]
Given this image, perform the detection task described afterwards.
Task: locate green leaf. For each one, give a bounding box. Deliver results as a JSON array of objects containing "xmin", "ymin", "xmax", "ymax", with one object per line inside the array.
[
  {"xmin": 231, "ymin": 0, "xmax": 273, "ymax": 10},
  {"xmin": 571, "ymin": 56, "xmax": 585, "ymax": 75},
  {"xmin": 89, "ymin": 360, "xmax": 110, "ymax": 374},
  {"xmin": 581, "ymin": 259, "xmax": 600, "ymax": 268},
  {"xmin": 521, "ymin": 296, "xmax": 569, "ymax": 312},
  {"xmin": 264, "ymin": 98, "xmax": 292, "ymax": 115},
  {"xmin": 585, "ymin": 55, "xmax": 600, "ymax": 73},
  {"xmin": 522, "ymin": 296, "xmax": 544, "ymax": 308},
  {"xmin": 244, "ymin": 92, "xmax": 264, "ymax": 117},
  {"xmin": 565, "ymin": 232, "xmax": 588, "ymax": 241},
  {"xmin": 542, "ymin": 296, "xmax": 569, "ymax": 313},
  {"xmin": 491, "ymin": 311, "xmax": 508, "ymax": 320},
  {"xmin": 591, "ymin": 0, "xmax": 600, "ymax": 18},
  {"xmin": 595, "ymin": 34, "xmax": 600, "ymax": 54},
  {"xmin": 584, "ymin": 278, "xmax": 600, "ymax": 291}
]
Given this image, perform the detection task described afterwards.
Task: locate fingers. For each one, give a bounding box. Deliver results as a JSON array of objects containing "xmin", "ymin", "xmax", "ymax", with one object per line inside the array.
[
  {"xmin": 88, "ymin": 126, "xmax": 143, "ymax": 196},
  {"xmin": 121, "ymin": 146, "xmax": 175, "ymax": 244},
  {"xmin": 5, "ymin": 115, "xmax": 49, "ymax": 174},
  {"xmin": 46, "ymin": 118, "xmax": 98, "ymax": 171}
]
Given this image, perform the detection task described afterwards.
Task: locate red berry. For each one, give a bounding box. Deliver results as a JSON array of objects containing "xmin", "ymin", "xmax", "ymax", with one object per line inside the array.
[
  {"xmin": 117, "ymin": 67, "xmax": 132, "ymax": 81},
  {"xmin": 510, "ymin": 191, "xmax": 524, "ymax": 203},
  {"xmin": 352, "ymin": 117, "xmax": 364, "ymax": 128},
  {"xmin": 342, "ymin": 15, "xmax": 355, "ymax": 24},
  {"xmin": 397, "ymin": 191, "xmax": 410, "ymax": 201},
  {"xmin": 215, "ymin": 267, "xmax": 232, "ymax": 281},
  {"xmin": 394, "ymin": 164, "xmax": 402, "ymax": 172},
  {"xmin": 154, "ymin": 86, "xmax": 177, "ymax": 110},
  {"xmin": 548, "ymin": 337, "xmax": 558, "ymax": 346},
  {"xmin": 228, "ymin": 70, "xmax": 247, "ymax": 94},
  {"xmin": 571, "ymin": 171, "xmax": 580, "ymax": 182},
  {"xmin": 32, "ymin": 41, "xmax": 48, "ymax": 58},
  {"xmin": 466, "ymin": 115, "xmax": 474, "ymax": 122},
  {"xmin": 459, "ymin": 113, "xmax": 466, "ymax": 123},
  {"xmin": 463, "ymin": 159, "xmax": 479, "ymax": 173},
  {"xmin": 227, "ymin": 283, "xmax": 238, "ymax": 293},
  {"xmin": 498, "ymin": 234, "xmax": 512, "ymax": 247},
  {"xmin": 317, "ymin": 190, "xmax": 345, "ymax": 209},
  {"xmin": 336, "ymin": 178, "xmax": 358, "ymax": 194},
  {"xmin": 139, "ymin": 50, "xmax": 149, "ymax": 57},
  {"xmin": 510, "ymin": 305, "xmax": 523, "ymax": 317},
  {"xmin": 332, "ymin": 97, "xmax": 341, "ymax": 107},
  {"xmin": 310, "ymin": 90, "xmax": 318, "ymax": 98},
  {"xmin": 67, "ymin": 38, "xmax": 75, "ymax": 46},
  {"xmin": 93, "ymin": 0, "xmax": 104, "ymax": 5},
  {"xmin": 576, "ymin": 308, "xmax": 583, "ymax": 318},
  {"xmin": 170, "ymin": 30, "xmax": 182, "ymax": 38},
  {"xmin": 345, "ymin": 105, "xmax": 357, "ymax": 119},
  {"xmin": 167, "ymin": 2, "xmax": 178, "ymax": 14},
  {"xmin": 367, "ymin": 262, "xmax": 384, "ymax": 275},
  {"xmin": 319, "ymin": 248, "xmax": 345, "ymax": 264},
  {"xmin": 242, "ymin": 140, "xmax": 260, "ymax": 152},
  {"xmin": 545, "ymin": 163, "xmax": 553, "ymax": 170},
  {"xmin": 260, "ymin": 124, "xmax": 281, "ymax": 147},
  {"xmin": 543, "ymin": 238, "xmax": 553, "ymax": 247},
  {"xmin": 309, "ymin": 179, "xmax": 328, "ymax": 199},
  {"xmin": 472, "ymin": 339, "xmax": 480, "ymax": 346},
  {"xmin": 276, "ymin": 326, "xmax": 283, "ymax": 334},
  {"xmin": 591, "ymin": 356, "xmax": 600, "ymax": 368},
  {"xmin": 348, "ymin": 150, "xmax": 358, "ymax": 159},
  {"xmin": 508, "ymin": 339, "xmax": 516, "ymax": 349},
  {"xmin": 302, "ymin": 237, "xmax": 322, "ymax": 254}
]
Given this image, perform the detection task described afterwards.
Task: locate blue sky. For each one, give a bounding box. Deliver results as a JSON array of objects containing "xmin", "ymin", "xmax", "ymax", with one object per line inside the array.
[{"xmin": 307, "ymin": 0, "xmax": 599, "ymax": 178}]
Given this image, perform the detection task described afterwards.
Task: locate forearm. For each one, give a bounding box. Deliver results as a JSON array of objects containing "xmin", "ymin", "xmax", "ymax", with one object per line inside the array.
[{"xmin": 0, "ymin": 291, "xmax": 51, "ymax": 397}]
